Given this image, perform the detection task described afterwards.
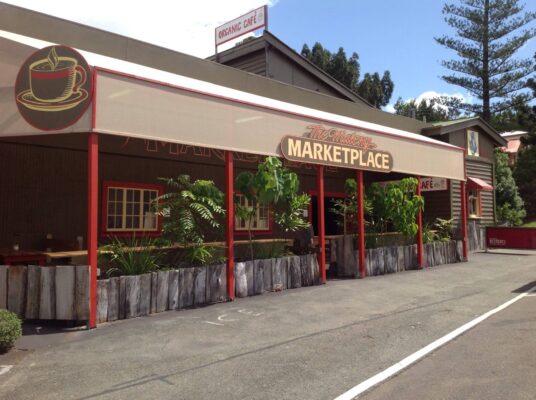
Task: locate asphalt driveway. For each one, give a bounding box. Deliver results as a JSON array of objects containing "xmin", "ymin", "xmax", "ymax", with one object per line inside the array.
[{"xmin": 1, "ymin": 251, "xmax": 535, "ymax": 400}]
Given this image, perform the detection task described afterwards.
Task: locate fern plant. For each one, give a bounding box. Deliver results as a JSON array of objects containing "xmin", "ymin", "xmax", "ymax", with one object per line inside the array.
[{"xmin": 156, "ymin": 175, "xmax": 225, "ymax": 246}]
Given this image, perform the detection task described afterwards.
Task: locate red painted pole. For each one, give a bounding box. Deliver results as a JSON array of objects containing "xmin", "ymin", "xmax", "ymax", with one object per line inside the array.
[
  {"xmin": 225, "ymin": 151, "xmax": 235, "ymax": 300},
  {"xmin": 460, "ymin": 180, "xmax": 468, "ymax": 261},
  {"xmin": 356, "ymin": 170, "xmax": 366, "ymax": 278},
  {"xmin": 87, "ymin": 132, "xmax": 99, "ymax": 329},
  {"xmin": 316, "ymin": 165, "xmax": 326, "ymax": 284},
  {"xmin": 416, "ymin": 176, "xmax": 424, "ymax": 269}
]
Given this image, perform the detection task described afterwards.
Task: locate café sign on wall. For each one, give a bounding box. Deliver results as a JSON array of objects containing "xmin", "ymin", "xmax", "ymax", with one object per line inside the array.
[{"xmin": 281, "ymin": 125, "xmax": 393, "ymax": 172}]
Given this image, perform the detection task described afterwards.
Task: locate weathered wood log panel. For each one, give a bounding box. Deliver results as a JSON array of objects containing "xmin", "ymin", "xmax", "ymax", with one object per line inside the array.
[
  {"xmin": 96, "ymin": 279, "xmax": 108, "ymax": 324},
  {"xmin": 245, "ymin": 261, "xmax": 254, "ymax": 296},
  {"xmin": 207, "ymin": 264, "xmax": 227, "ymax": 303},
  {"xmin": 125, "ymin": 275, "xmax": 141, "ymax": 318},
  {"xmin": 25, "ymin": 265, "xmax": 40, "ymax": 319},
  {"xmin": 7, "ymin": 265, "xmax": 27, "ymax": 316},
  {"xmin": 456, "ymin": 240, "xmax": 464, "ymax": 262},
  {"xmin": 288, "ymin": 256, "xmax": 302, "ymax": 289},
  {"xmin": 300, "ymin": 255, "xmax": 312, "ymax": 287},
  {"xmin": 150, "ymin": 272, "xmax": 157, "ymax": 314},
  {"xmin": 0, "ymin": 265, "xmax": 7, "ymax": 309},
  {"xmin": 39, "ymin": 267, "xmax": 55, "ymax": 320},
  {"xmin": 139, "ymin": 273, "xmax": 152, "ymax": 316},
  {"xmin": 107, "ymin": 277, "xmax": 120, "ymax": 321},
  {"xmin": 234, "ymin": 262, "xmax": 248, "ymax": 298},
  {"xmin": 119, "ymin": 276, "xmax": 127, "ymax": 319},
  {"xmin": 168, "ymin": 270, "xmax": 179, "ymax": 311},
  {"xmin": 193, "ymin": 267, "xmax": 207, "ymax": 306},
  {"xmin": 262, "ymin": 259, "xmax": 273, "ymax": 292},
  {"xmin": 55, "ymin": 266, "xmax": 76, "ymax": 320},
  {"xmin": 179, "ymin": 268, "xmax": 195, "ymax": 308},
  {"xmin": 253, "ymin": 260, "xmax": 264, "ymax": 295},
  {"xmin": 397, "ymin": 247, "xmax": 405, "ymax": 272},
  {"xmin": 156, "ymin": 270, "xmax": 170, "ymax": 313},
  {"xmin": 384, "ymin": 247, "xmax": 397, "ymax": 274},
  {"xmin": 75, "ymin": 265, "xmax": 90, "ymax": 321}
]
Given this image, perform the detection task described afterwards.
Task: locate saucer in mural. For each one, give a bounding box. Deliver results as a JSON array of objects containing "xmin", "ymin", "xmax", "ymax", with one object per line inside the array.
[{"xmin": 16, "ymin": 89, "xmax": 88, "ymax": 112}]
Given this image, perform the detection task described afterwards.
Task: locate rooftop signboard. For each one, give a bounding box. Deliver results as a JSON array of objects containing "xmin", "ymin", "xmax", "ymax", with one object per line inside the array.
[{"xmin": 215, "ymin": 5, "xmax": 267, "ymax": 46}]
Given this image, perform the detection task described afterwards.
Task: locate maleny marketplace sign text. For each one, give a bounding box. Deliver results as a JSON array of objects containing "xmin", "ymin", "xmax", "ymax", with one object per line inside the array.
[{"xmin": 281, "ymin": 125, "xmax": 393, "ymax": 172}]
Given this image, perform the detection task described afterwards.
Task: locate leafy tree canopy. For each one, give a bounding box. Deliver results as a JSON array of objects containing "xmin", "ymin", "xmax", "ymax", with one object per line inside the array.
[
  {"xmin": 393, "ymin": 96, "xmax": 464, "ymax": 122},
  {"xmin": 301, "ymin": 42, "xmax": 394, "ymax": 108},
  {"xmin": 436, "ymin": 0, "xmax": 536, "ymax": 122},
  {"xmin": 494, "ymin": 149, "xmax": 526, "ymax": 225}
]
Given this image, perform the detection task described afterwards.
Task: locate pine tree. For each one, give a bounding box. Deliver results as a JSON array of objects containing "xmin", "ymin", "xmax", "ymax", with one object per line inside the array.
[
  {"xmin": 494, "ymin": 149, "xmax": 526, "ymax": 225},
  {"xmin": 301, "ymin": 43, "xmax": 394, "ymax": 109},
  {"xmin": 436, "ymin": 0, "xmax": 536, "ymax": 122},
  {"xmin": 394, "ymin": 97, "xmax": 463, "ymax": 122}
]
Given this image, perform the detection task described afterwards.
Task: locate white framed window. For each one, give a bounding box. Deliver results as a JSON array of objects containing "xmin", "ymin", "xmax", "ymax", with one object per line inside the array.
[
  {"xmin": 467, "ymin": 130, "xmax": 479, "ymax": 156},
  {"xmin": 235, "ymin": 194, "xmax": 270, "ymax": 231},
  {"xmin": 103, "ymin": 182, "xmax": 163, "ymax": 234},
  {"xmin": 468, "ymin": 189, "xmax": 481, "ymax": 218}
]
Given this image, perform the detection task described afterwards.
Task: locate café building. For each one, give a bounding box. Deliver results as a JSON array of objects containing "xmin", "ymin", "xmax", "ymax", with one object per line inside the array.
[{"xmin": 1, "ymin": 4, "xmax": 474, "ymax": 327}]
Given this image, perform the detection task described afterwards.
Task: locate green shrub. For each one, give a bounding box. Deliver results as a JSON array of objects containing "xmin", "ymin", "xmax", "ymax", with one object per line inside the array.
[
  {"xmin": 103, "ymin": 236, "xmax": 163, "ymax": 277},
  {"xmin": 0, "ymin": 310, "xmax": 22, "ymax": 353}
]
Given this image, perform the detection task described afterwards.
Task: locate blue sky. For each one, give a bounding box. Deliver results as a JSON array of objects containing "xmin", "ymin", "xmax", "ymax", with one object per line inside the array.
[{"xmin": 4, "ymin": 0, "xmax": 536, "ymax": 111}]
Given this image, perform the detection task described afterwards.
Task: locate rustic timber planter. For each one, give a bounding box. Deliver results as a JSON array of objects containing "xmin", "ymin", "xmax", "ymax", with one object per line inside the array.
[
  {"xmin": 0, "ymin": 265, "xmax": 90, "ymax": 321},
  {"xmin": 334, "ymin": 238, "xmax": 462, "ymax": 277}
]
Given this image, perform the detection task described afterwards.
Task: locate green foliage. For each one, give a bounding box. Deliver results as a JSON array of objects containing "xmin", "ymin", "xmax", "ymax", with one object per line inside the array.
[
  {"xmin": 181, "ymin": 244, "xmax": 226, "ymax": 267},
  {"xmin": 514, "ymin": 138, "xmax": 536, "ymax": 218},
  {"xmin": 435, "ymin": 0, "xmax": 536, "ymax": 121},
  {"xmin": 157, "ymin": 175, "xmax": 225, "ymax": 245},
  {"xmin": 252, "ymin": 241, "xmax": 288, "ymax": 259},
  {"xmin": 301, "ymin": 42, "xmax": 394, "ymax": 108},
  {"xmin": 365, "ymin": 178, "xmax": 424, "ymax": 240},
  {"xmin": 103, "ymin": 236, "xmax": 163, "ymax": 277},
  {"xmin": 422, "ymin": 224, "xmax": 437, "ymax": 244},
  {"xmin": 330, "ymin": 178, "xmax": 372, "ymax": 234},
  {"xmin": 0, "ymin": 310, "xmax": 22, "ymax": 353},
  {"xmin": 434, "ymin": 218, "xmax": 455, "ymax": 241},
  {"xmin": 235, "ymin": 157, "xmax": 310, "ymax": 260},
  {"xmin": 495, "ymin": 149, "xmax": 526, "ymax": 225},
  {"xmin": 394, "ymin": 97, "xmax": 462, "ymax": 122}
]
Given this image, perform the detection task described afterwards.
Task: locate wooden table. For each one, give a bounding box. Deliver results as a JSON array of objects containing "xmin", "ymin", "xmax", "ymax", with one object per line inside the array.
[{"xmin": 0, "ymin": 249, "xmax": 46, "ymax": 266}]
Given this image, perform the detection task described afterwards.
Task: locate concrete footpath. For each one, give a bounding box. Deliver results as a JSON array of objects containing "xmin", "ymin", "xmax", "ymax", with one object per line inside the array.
[{"xmin": 1, "ymin": 252, "xmax": 535, "ymax": 400}]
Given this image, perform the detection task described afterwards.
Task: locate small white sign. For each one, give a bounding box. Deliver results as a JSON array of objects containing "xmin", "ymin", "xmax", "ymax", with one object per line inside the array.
[
  {"xmin": 420, "ymin": 177, "xmax": 448, "ymax": 192},
  {"xmin": 215, "ymin": 6, "xmax": 267, "ymax": 46}
]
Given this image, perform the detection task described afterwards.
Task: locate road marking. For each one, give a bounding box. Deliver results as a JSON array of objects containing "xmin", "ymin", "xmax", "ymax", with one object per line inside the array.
[
  {"xmin": 0, "ymin": 365, "xmax": 13, "ymax": 376},
  {"xmin": 217, "ymin": 314, "xmax": 236, "ymax": 322},
  {"xmin": 334, "ymin": 285, "xmax": 536, "ymax": 400},
  {"xmin": 204, "ymin": 321, "xmax": 224, "ymax": 326}
]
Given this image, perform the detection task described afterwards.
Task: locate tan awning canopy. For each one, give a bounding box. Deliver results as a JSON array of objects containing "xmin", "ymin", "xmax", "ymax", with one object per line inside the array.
[{"xmin": 0, "ymin": 31, "xmax": 466, "ymax": 181}]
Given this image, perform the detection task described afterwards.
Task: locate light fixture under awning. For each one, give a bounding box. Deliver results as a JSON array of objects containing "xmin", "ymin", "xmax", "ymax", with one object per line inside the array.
[{"xmin": 467, "ymin": 176, "xmax": 493, "ymax": 191}]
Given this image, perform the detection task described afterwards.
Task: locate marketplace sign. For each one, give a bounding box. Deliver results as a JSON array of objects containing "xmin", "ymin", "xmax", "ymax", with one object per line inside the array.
[
  {"xmin": 281, "ymin": 125, "xmax": 393, "ymax": 172},
  {"xmin": 215, "ymin": 5, "xmax": 267, "ymax": 46}
]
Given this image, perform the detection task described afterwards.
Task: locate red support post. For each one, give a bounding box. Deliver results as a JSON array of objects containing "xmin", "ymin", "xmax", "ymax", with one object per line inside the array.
[
  {"xmin": 356, "ymin": 170, "xmax": 366, "ymax": 278},
  {"xmin": 416, "ymin": 176, "xmax": 424, "ymax": 269},
  {"xmin": 316, "ymin": 165, "xmax": 326, "ymax": 284},
  {"xmin": 460, "ymin": 180, "xmax": 468, "ymax": 261},
  {"xmin": 225, "ymin": 151, "xmax": 235, "ymax": 300},
  {"xmin": 87, "ymin": 132, "xmax": 99, "ymax": 329}
]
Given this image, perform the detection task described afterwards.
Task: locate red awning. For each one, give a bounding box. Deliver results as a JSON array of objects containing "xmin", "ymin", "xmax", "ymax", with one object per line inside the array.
[{"xmin": 467, "ymin": 176, "xmax": 493, "ymax": 191}]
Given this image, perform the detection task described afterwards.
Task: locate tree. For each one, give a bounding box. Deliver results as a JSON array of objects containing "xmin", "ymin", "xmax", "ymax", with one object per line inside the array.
[
  {"xmin": 301, "ymin": 42, "xmax": 394, "ymax": 108},
  {"xmin": 394, "ymin": 97, "xmax": 463, "ymax": 122},
  {"xmin": 514, "ymin": 133, "xmax": 536, "ymax": 217},
  {"xmin": 234, "ymin": 157, "xmax": 310, "ymax": 260},
  {"xmin": 494, "ymin": 149, "xmax": 526, "ymax": 225},
  {"xmin": 436, "ymin": 0, "xmax": 536, "ymax": 122}
]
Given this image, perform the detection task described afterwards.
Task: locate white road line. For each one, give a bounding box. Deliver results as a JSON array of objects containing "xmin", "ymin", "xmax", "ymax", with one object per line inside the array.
[
  {"xmin": 0, "ymin": 365, "xmax": 13, "ymax": 376},
  {"xmin": 204, "ymin": 321, "xmax": 224, "ymax": 326},
  {"xmin": 334, "ymin": 286, "xmax": 536, "ymax": 400}
]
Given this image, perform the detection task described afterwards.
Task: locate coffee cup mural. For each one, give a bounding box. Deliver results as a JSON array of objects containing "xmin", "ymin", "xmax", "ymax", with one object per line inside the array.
[{"xmin": 15, "ymin": 45, "xmax": 93, "ymax": 131}]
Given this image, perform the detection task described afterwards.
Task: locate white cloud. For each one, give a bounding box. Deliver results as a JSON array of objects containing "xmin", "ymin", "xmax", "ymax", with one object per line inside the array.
[{"xmin": 3, "ymin": 0, "xmax": 279, "ymax": 57}]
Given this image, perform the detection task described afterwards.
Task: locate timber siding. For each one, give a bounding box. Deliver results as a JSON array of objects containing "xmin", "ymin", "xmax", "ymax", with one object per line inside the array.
[
  {"xmin": 450, "ymin": 158, "xmax": 495, "ymax": 227},
  {"xmin": 222, "ymin": 49, "xmax": 266, "ymax": 76}
]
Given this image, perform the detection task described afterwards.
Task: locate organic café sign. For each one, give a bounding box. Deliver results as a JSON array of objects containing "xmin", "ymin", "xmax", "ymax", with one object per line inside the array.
[{"xmin": 281, "ymin": 125, "xmax": 393, "ymax": 173}]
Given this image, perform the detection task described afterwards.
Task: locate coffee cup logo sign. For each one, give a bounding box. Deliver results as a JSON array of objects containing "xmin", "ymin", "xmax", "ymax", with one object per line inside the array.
[
  {"xmin": 15, "ymin": 45, "xmax": 93, "ymax": 131},
  {"xmin": 281, "ymin": 125, "xmax": 393, "ymax": 173}
]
